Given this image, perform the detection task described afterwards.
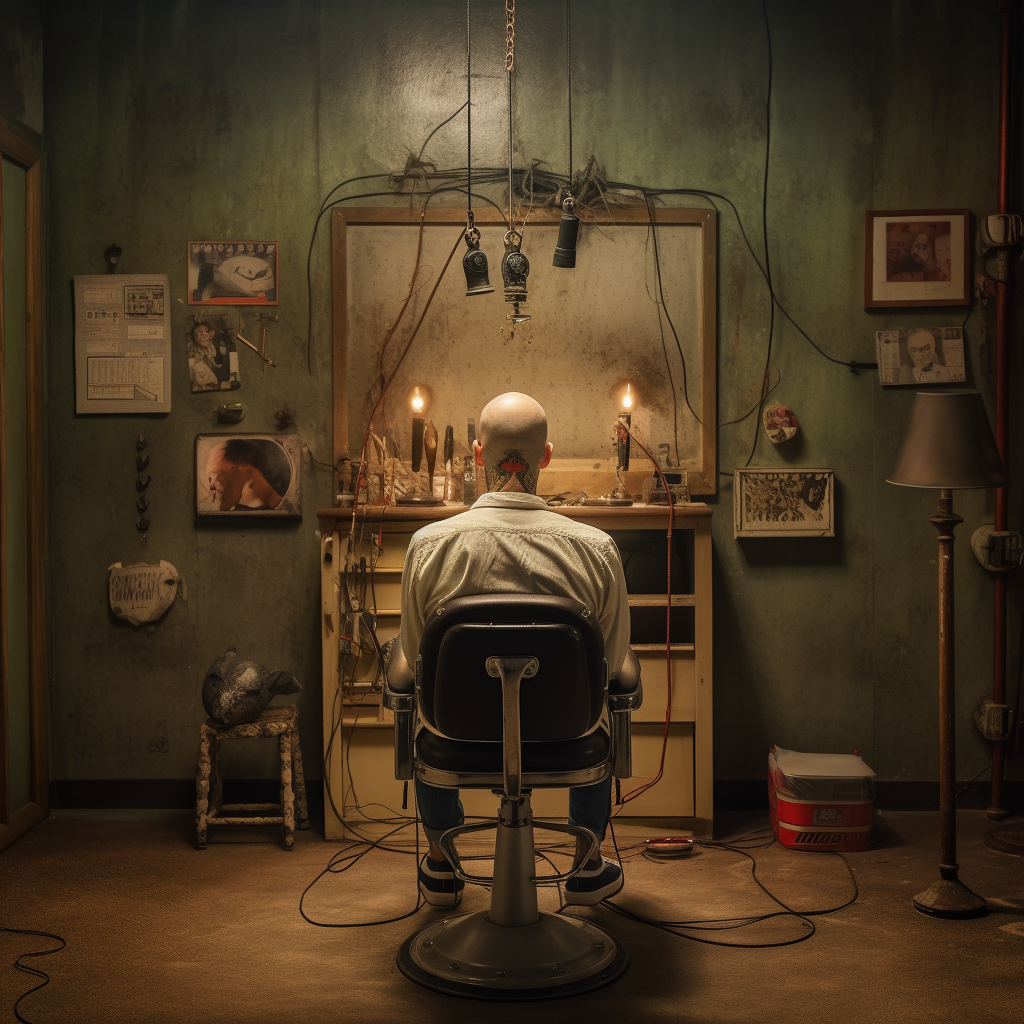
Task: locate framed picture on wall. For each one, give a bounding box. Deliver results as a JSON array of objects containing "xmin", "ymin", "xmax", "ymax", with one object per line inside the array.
[
  {"xmin": 864, "ymin": 209, "xmax": 970, "ymax": 307},
  {"xmin": 188, "ymin": 241, "xmax": 278, "ymax": 305},
  {"xmin": 733, "ymin": 469, "xmax": 835, "ymax": 539},
  {"xmin": 874, "ymin": 327, "xmax": 967, "ymax": 386},
  {"xmin": 195, "ymin": 433, "xmax": 302, "ymax": 519}
]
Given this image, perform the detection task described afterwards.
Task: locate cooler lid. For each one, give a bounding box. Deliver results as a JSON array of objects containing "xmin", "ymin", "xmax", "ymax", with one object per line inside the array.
[{"xmin": 772, "ymin": 746, "xmax": 875, "ymax": 779}]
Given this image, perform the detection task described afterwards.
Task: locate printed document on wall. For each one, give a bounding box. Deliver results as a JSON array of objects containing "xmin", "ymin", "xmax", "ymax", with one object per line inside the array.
[{"xmin": 74, "ymin": 274, "xmax": 172, "ymax": 413}]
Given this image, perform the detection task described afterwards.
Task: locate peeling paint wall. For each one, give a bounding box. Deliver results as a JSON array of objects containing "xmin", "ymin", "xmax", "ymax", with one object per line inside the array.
[
  {"xmin": 41, "ymin": 1, "xmax": 1021, "ymax": 787},
  {"xmin": 0, "ymin": 0, "xmax": 43, "ymax": 134}
]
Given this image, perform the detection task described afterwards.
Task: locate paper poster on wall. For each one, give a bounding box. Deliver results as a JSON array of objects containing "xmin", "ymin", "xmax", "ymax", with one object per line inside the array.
[{"xmin": 74, "ymin": 274, "xmax": 172, "ymax": 414}]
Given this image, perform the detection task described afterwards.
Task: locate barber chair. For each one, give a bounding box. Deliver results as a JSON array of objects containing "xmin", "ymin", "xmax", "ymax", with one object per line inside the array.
[{"xmin": 383, "ymin": 594, "xmax": 642, "ymax": 1000}]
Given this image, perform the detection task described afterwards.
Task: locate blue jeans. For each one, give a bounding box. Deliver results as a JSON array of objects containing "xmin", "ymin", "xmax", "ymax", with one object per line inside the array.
[{"xmin": 416, "ymin": 777, "xmax": 613, "ymax": 848}]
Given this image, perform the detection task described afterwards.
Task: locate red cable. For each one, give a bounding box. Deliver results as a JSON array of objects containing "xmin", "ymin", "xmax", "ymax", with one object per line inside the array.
[{"xmin": 616, "ymin": 421, "xmax": 676, "ymax": 804}]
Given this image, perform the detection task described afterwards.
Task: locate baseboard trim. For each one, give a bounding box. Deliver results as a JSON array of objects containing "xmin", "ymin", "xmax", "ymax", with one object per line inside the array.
[
  {"xmin": 51, "ymin": 778, "xmax": 324, "ymax": 812},
  {"xmin": 714, "ymin": 779, "xmax": 1023, "ymax": 812},
  {"xmin": 50, "ymin": 778, "xmax": 1021, "ymax": 813}
]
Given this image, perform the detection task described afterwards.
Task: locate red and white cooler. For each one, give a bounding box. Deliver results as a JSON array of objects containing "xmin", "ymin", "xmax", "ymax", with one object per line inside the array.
[{"xmin": 768, "ymin": 746, "xmax": 875, "ymax": 853}]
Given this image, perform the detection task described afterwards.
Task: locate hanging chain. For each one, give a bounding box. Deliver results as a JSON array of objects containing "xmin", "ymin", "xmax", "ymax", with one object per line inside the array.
[
  {"xmin": 466, "ymin": 0, "xmax": 476, "ymax": 241},
  {"xmin": 506, "ymin": 0, "xmax": 515, "ymax": 231},
  {"xmin": 505, "ymin": 0, "xmax": 515, "ymax": 72},
  {"xmin": 566, "ymin": 0, "xmax": 573, "ymax": 198}
]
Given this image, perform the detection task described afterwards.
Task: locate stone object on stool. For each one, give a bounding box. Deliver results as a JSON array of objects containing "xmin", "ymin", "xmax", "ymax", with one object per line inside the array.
[{"xmin": 202, "ymin": 647, "xmax": 301, "ymax": 727}]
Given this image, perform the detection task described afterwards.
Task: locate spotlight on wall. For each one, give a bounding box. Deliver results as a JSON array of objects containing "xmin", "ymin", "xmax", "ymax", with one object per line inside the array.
[{"xmin": 552, "ymin": 198, "xmax": 580, "ymax": 268}]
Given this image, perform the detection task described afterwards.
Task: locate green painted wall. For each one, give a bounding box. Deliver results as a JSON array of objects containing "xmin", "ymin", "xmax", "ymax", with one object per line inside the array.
[{"xmin": 41, "ymin": 1, "xmax": 1021, "ymax": 788}]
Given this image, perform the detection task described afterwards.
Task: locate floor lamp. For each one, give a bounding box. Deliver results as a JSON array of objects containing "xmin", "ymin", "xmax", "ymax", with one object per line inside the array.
[{"xmin": 888, "ymin": 390, "xmax": 1007, "ymax": 919}]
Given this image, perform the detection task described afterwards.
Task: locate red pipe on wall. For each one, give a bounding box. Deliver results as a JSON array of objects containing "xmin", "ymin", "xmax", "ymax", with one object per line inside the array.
[{"xmin": 989, "ymin": 0, "xmax": 1013, "ymax": 821}]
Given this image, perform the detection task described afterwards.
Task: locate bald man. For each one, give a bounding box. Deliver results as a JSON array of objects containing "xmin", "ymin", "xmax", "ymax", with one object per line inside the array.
[{"xmin": 396, "ymin": 392, "xmax": 633, "ymax": 908}]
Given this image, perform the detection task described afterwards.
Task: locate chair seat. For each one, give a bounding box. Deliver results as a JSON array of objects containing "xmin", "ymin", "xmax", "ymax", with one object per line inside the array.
[{"xmin": 416, "ymin": 726, "xmax": 610, "ymax": 787}]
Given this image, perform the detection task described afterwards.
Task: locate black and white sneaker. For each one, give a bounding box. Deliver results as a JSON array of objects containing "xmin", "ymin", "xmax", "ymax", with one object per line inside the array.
[
  {"xmin": 418, "ymin": 855, "xmax": 465, "ymax": 908},
  {"xmin": 563, "ymin": 856, "xmax": 623, "ymax": 906}
]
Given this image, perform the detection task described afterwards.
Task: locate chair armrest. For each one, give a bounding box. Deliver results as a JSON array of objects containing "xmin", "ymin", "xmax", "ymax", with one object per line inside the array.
[
  {"xmin": 382, "ymin": 639, "xmax": 415, "ymax": 711},
  {"xmin": 608, "ymin": 647, "xmax": 642, "ymax": 712},
  {"xmin": 609, "ymin": 648, "xmax": 641, "ymax": 778},
  {"xmin": 381, "ymin": 640, "xmax": 415, "ymax": 780}
]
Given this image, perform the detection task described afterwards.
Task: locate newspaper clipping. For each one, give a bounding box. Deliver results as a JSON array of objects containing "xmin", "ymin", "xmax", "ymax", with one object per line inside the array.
[
  {"xmin": 874, "ymin": 327, "xmax": 966, "ymax": 387},
  {"xmin": 74, "ymin": 275, "xmax": 172, "ymax": 413}
]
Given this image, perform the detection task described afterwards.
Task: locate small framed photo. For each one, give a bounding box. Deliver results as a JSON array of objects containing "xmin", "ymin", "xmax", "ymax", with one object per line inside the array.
[
  {"xmin": 195, "ymin": 433, "xmax": 301, "ymax": 519},
  {"xmin": 734, "ymin": 469, "xmax": 834, "ymax": 539},
  {"xmin": 187, "ymin": 316, "xmax": 241, "ymax": 393},
  {"xmin": 875, "ymin": 327, "xmax": 966, "ymax": 387},
  {"xmin": 864, "ymin": 209, "xmax": 969, "ymax": 307},
  {"xmin": 188, "ymin": 241, "xmax": 278, "ymax": 305}
]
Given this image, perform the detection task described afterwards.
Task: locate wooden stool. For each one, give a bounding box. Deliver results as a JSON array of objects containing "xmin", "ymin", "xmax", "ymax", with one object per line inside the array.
[{"xmin": 195, "ymin": 705, "xmax": 309, "ymax": 850}]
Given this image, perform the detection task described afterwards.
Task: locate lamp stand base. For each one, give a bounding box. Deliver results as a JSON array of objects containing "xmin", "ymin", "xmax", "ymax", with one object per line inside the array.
[
  {"xmin": 983, "ymin": 827, "xmax": 1024, "ymax": 856},
  {"xmin": 913, "ymin": 875, "xmax": 988, "ymax": 918}
]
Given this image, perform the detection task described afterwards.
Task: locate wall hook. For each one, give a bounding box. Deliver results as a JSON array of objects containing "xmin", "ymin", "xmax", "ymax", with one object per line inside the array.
[{"xmin": 104, "ymin": 243, "xmax": 123, "ymax": 273}]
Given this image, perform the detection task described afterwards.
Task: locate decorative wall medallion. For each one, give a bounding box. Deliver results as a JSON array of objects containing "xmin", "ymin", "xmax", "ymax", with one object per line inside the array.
[{"xmin": 108, "ymin": 560, "xmax": 185, "ymax": 626}]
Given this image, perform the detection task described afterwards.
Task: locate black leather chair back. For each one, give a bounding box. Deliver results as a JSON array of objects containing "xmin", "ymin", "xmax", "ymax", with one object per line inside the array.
[{"xmin": 417, "ymin": 594, "xmax": 607, "ymax": 743}]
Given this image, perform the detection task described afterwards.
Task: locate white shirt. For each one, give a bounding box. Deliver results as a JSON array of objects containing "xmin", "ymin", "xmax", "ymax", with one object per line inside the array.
[{"xmin": 400, "ymin": 491, "xmax": 631, "ymax": 675}]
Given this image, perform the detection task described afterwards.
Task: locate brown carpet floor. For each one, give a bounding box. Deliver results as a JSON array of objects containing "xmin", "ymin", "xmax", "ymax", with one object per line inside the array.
[{"xmin": 1, "ymin": 808, "xmax": 1022, "ymax": 1023}]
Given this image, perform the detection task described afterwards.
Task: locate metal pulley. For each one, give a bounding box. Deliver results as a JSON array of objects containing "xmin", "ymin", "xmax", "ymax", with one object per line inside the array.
[
  {"xmin": 462, "ymin": 216, "xmax": 494, "ymax": 296},
  {"xmin": 501, "ymin": 229, "xmax": 530, "ymax": 323}
]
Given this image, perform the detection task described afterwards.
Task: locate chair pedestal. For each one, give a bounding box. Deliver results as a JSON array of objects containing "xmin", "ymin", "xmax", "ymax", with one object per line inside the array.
[
  {"xmin": 398, "ymin": 793, "xmax": 628, "ymax": 1000},
  {"xmin": 398, "ymin": 909, "xmax": 626, "ymax": 1000}
]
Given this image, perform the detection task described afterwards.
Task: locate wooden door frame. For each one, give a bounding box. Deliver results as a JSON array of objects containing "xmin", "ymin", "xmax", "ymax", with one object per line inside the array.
[{"xmin": 0, "ymin": 114, "xmax": 47, "ymax": 851}]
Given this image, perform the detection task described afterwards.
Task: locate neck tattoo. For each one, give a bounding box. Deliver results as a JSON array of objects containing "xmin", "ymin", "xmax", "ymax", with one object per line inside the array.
[{"xmin": 487, "ymin": 448, "xmax": 538, "ymax": 492}]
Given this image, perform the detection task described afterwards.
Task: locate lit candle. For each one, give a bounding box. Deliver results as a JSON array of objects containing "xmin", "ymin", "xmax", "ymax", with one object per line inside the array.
[
  {"xmin": 409, "ymin": 385, "xmax": 428, "ymax": 472},
  {"xmin": 617, "ymin": 383, "xmax": 634, "ymax": 471}
]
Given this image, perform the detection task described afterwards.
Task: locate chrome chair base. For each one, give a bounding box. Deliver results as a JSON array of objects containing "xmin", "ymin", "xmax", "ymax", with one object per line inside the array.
[{"xmin": 397, "ymin": 910, "xmax": 628, "ymax": 1000}]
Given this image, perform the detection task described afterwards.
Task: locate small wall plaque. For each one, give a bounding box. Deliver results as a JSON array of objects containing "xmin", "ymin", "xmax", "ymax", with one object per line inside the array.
[{"xmin": 108, "ymin": 560, "xmax": 185, "ymax": 626}]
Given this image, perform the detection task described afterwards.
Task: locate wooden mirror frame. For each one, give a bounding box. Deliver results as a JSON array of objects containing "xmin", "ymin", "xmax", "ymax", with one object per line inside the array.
[{"xmin": 331, "ymin": 206, "xmax": 717, "ymax": 495}]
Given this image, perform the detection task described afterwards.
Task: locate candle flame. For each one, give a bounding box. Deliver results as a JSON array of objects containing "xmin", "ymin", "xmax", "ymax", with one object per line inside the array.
[
  {"xmin": 622, "ymin": 383, "xmax": 633, "ymax": 410},
  {"xmin": 411, "ymin": 387, "xmax": 425, "ymax": 413}
]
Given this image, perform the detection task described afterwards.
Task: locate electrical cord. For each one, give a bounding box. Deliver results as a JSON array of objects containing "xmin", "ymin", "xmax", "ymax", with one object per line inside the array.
[
  {"xmin": 644, "ymin": 194, "xmax": 700, "ymax": 426},
  {"xmin": 569, "ymin": 819, "xmax": 859, "ymax": 949},
  {"xmin": 612, "ymin": 420, "xmax": 674, "ymax": 807},
  {"xmin": 743, "ymin": 0, "xmax": 777, "ymax": 470},
  {"xmin": 299, "ymin": 819, "xmax": 425, "ymax": 928},
  {"xmin": 1, "ymin": 926, "xmax": 66, "ymax": 1024}
]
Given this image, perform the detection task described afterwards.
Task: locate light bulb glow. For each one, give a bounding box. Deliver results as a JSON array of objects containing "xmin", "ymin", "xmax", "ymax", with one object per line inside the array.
[
  {"xmin": 411, "ymin": 387, "xmax": 425, "ymax": 413},
  {"xmin": 622, "ymin": 383, "xmax": 633, "ymax": 410}
]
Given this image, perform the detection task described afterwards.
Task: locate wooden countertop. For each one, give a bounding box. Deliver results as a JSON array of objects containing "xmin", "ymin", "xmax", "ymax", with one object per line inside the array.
[{"xmin": 317, "ymin": 501, "xmax": 712, "ymax": 524}]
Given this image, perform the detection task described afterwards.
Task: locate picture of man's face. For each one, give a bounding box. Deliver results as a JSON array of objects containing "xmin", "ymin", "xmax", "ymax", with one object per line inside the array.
[
  {"xmin": 205, "ymin": 446, "xmax": 245, "ymax": 510},
  {"xmin": 910, "ymin": 233, "xmax": 931, "ymax": 266},
  {"xmin": 908, "ymin": 331, "xmax": 936, "ymax": 368},
  {"xmin": 193, "ymin": 323, "xmax": 215, "ymax": 348}
]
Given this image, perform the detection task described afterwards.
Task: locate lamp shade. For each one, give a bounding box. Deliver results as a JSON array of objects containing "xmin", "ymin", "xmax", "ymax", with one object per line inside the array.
[{"xmin": 887, "ymin": 390, "xmax": 1007, "ymax": 489}]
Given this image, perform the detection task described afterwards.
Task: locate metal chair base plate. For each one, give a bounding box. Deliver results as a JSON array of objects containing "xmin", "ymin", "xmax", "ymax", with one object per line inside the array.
[{"xmin": 397, "ymin": 910, "xmax": 628, "ymax": 1001}]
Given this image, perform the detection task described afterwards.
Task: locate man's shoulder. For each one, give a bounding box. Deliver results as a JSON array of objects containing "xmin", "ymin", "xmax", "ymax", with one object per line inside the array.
[
  {"xmin": 409, "ymin": 509, "xmax": 476, "ymax": 545},
  {"xmin": 408, "ymin": 506, "xmax": 618, "ymax": 552}
]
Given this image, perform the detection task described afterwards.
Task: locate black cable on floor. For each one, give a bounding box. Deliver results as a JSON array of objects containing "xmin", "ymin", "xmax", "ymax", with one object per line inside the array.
[
  {"xmin": 593, "ymin": 827, "xmax": 859, "ymax": 948},
  {"xmin": 1, "ymin": 926, "xmax": 66, "ymax": 1024},
  {"xmin": 299, "ymin": 818, "xmax": 425, "ymax": 928}
]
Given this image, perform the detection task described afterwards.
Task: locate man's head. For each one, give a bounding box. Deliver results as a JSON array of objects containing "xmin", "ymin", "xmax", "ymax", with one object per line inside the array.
[
  {"xmin": 474, "ymin": 392, "xmax": 553, "ymax": 493},
  {"xmin": 907, "ymin": 329, "xmax": 938, "ymax": 369},
  {"xmin": 205, "ymin": 438, "xmax": 291, "ymax": 510},
  {"xmin": 909, "ymin": 232, "xmax": 931, "ymax": 266},
  {"xmin": 192, "ymin": 322, "xmax": 215, "ymax": 348}
]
